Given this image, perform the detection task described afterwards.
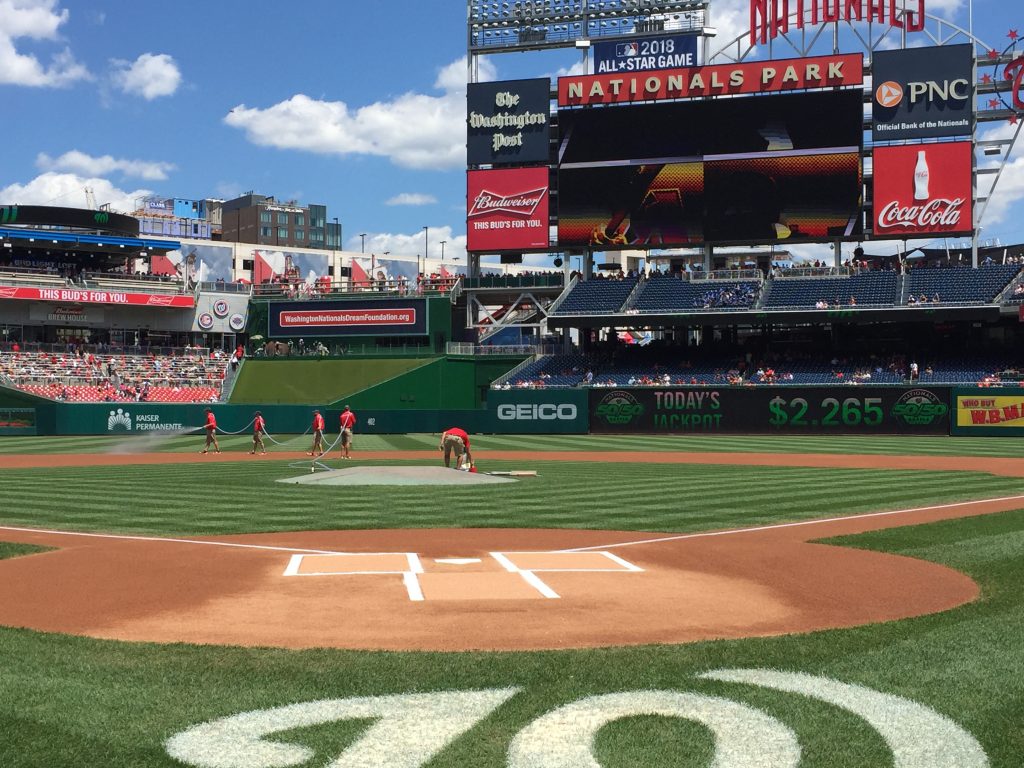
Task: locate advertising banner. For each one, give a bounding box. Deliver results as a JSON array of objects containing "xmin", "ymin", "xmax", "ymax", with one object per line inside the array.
[
  {"xmin": 951, "ymin": 389, "xmax": 1024, "ymax": 435},
  {"xmin": 486, "ymin": 388, "xmax": 588, "ymax": 434},
  {"xmin": 467, "ymin": 167, "xmax": 550, "ymax": 252},
  {"xmin": 558, "ymin": 53, "xmax": 862, "ymax": 106},
  {"xmin": 558, "ymin": 91, "xmax": 863, "ymax": 248},
  {"xmin": 593, "ymin": 34, "xmax": 698, "ymax": 74},
  {"xmin": 872, "ymin": 45, "xmax": 973, "ymax": 141},
  {"xmin": 267, "ymin": 299, "xmax": 428, "ymax": 337},
  {"xmin": 0, "ymin": 407, "xmax": 35, "ymax": 435},
  {"xmin": 873, "ymin": 142, "xmax": 972, "ymax": 237},
  {"xmin": 0, "ymin": 286, "xmax": 194, "ymax": 308},
  {"xmin": 467, "ymin": 79, "xmax": 551, "ymax": 166},
  {"xmin": 589, "ymin": 386, "xmax": 950, "ymax": 434}
]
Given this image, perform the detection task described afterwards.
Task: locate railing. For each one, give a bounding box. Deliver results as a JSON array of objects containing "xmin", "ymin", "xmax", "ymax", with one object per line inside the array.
[
  {"xmin": 462, "ymin": 274, "xmax": 564, "ymax": 290},
  {"xmin": 251, "ymin": 277, "xmax": 460, "ymax": 299},
  {"xmin": 546, "ymin": 275, "xmax": 579, "ymax": 315},
  {"xmin": 692, "ymin": 269, "xmax": 763, "ymax": 282},
  {"xmin": 0, "ymin": 342, "xmax": 212, "ymax": 357},
  {"xmin": 198, "ymin": 281, "xmax": 251, "ymax": 295},
  {"xmin": 776, "ymin": 267, "xmax": 852, "ymax": 278},
  {"xmin": 446, "ymin": 343, "xmax": 558, "ymax": 356}
]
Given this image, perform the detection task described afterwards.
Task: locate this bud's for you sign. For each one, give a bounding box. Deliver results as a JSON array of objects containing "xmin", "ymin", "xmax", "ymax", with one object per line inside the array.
[
  {"xmin": 467, "ymin": 168, "xmax": 550, "ymax": 252},
  {"xmin": 873, "ymin": 142, "xmax": 973, "ymax": 236}
]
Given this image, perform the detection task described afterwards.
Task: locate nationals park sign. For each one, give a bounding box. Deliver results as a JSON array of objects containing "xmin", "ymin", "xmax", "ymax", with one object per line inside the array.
[
  {"xmin": 0, "ymin": 286, "xmax": 195, "ymax": 308},
  {"xmin": 558, "ymin": 53, "xmax": 862, "ymax": 106}
]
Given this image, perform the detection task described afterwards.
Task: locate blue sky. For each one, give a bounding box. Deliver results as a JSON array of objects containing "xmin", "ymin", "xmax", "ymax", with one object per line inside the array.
[{"xmin": 0, "ymin": 0, "xmax": 1022, "ymax": 265}]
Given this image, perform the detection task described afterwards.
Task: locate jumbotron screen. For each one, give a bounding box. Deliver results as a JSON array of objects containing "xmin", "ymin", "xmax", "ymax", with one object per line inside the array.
[{"xmin": 557, "ymin": 90, "xmax": 864, "ymax": 248}]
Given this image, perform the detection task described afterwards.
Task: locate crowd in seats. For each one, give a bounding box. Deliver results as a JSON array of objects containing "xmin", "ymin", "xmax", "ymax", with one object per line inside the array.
[
  {"xmin": 495, "ymin": 349, "xmax": 1023, "ymax": 389},
  {"xmin": 903, "ymin": 263, "xmax": 1020, "ymax": 305},
  {"xmin": 0, "ymin": 349, "xmax": 226, "ymax": 402},
  {"xmin": 632, "ymin": 278, "xmax": 760, "ymax": 313},
  {"xmin": 553, "ymin": 275, "xmax": 639, "ymax": 315},
  {"xmin": 763, "ymin": 271, "xmax": 899, "ymax": 309}
]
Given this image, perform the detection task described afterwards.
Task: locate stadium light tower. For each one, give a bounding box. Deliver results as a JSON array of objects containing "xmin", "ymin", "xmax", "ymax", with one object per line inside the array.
[
  {"xmin": 423, "ymin": 226, "xmax": 429, "ymax": 265},
  {"xmin": 359, "ymin": 233, "xmax": 367, "ymax": 253}
]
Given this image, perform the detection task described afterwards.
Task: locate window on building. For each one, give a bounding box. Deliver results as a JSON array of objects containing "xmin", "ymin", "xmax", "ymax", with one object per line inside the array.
[
  {"xmin": 260, "ymin": 211, "xmax": 271, "ymax": 224},
  {"xmin": 260, "ymin": 227, "xmax": 272, "ymax": 238},
  {"xmin": 277, "ymin": 213, "xmax": 289, "ymax": 225},
  {"xmin": 278, "ymin": 227, "xmax": 288, "ymax": 240},
  {"xmin": 295, "ymin": 230, "xmax": 305, "ymax": 241},
  {"xmin": 295, "ymin": 215, "xmax": 305, "ymax": 227}
]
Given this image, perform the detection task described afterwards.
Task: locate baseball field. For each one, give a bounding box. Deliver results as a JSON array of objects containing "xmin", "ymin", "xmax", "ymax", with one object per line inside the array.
[{"xmin": 1, "ymin": 432, "xmax": 1023, "ymax": 767}]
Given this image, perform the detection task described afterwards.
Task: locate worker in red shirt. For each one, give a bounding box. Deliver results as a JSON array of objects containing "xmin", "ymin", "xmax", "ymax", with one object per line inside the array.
[
  {"xmin": 201, "ymin": 408, "xmax": 220, "ymax": 454},
  {"xmin": 439, "ymin": 426, "xmax": 472, "ymax": 469},
  {"xmin": 308, "ymin": 410, "xmax": 326, "ymax": 456},
  {"xmin": 338, "ymin": 405, "xmax": 357, "ymax": 460},
  {"xmin": 250, "ymin": 411, "xmax": 267, "ymax": 455}
]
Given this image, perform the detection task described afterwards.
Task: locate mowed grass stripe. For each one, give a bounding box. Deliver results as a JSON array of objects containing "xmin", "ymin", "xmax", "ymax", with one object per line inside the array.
[{"xmin": 0, "ymin": 461, "xmax": 1020, "ymax": 537}]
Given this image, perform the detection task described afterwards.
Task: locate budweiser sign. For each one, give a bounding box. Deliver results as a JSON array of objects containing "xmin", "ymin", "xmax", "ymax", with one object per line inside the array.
[
  {"xmin": 751, "ymin": 0, "xmax": 925, "ymax": 45},
  {"xmin": 467, "ymin": 168, "xmax": 550, "ymax": 252},
  {"xmin": 873, "ymin": 142, "xmax": 973, "ymax": 236},
  {"xmin": 0, "ymin": 286, "xmax": 196, "ymax": 308},
  {"xmin": 468, "ymin": 188, "xmax": 547, "ymax": 218}
]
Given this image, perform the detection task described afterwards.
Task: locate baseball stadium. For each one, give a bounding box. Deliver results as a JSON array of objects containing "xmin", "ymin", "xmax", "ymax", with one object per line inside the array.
[{"xmin": 3, "ymin": 1, "xmax": 1024, "ymax": 767}]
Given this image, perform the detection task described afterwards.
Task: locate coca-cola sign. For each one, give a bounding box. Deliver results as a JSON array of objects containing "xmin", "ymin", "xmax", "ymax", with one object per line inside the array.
[
  {"xmin": 873, "ymin": 142, "xmax": 973, "ymax": 236},
  {"xmin": 467, "ymin": 168, "xmax": 550, "ymax": 252}
]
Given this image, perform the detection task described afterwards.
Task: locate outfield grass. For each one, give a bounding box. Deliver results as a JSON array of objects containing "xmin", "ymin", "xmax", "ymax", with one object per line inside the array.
[
  {"xmin": 1, "ymin": 436, "xmax": 1023, "ymax": 766},
  {"xmin": 3, "ymin": 431, "xmax": 1024, "ymax": 457}
]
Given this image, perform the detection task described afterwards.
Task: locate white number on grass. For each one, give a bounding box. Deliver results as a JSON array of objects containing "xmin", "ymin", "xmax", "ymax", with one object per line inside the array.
[
  {"xmin": 508, "ymin": 690, "xmax": 800, "ymax": 768},
  {"xmin": 164, "ymin": 688, "xmax": 519, "ymax": 768}
]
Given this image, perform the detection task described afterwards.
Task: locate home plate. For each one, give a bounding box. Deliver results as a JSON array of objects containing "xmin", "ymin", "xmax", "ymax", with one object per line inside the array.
[{"xmin": 277, "ymin": 466, "xmax": 517, "ymax": 486}]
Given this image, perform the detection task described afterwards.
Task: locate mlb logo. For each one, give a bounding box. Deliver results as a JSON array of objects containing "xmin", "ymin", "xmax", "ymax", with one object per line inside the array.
[{"xmin": 616, "ymin": 42, "xmax": 638, "ymax": 57}]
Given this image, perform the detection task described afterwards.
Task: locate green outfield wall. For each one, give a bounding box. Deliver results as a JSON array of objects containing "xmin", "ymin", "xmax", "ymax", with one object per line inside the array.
[{"xmin": 950, "ymin": 388, "xmax": 1024, "ymax": 436}]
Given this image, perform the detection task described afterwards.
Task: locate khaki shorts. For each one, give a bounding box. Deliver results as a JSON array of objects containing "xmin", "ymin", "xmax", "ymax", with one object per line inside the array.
[
  {"xmin": 341, "ymin": 428, "xmax": 353, "ymax": 446},
  {"xmin": 442, "ymin": 434, "xmax": 465, "ymax": 463}
]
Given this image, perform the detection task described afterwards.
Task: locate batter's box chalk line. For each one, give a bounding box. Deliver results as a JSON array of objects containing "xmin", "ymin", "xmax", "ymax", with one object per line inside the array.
[{"xmin": 282, "ymin": 550, "xmax": 642, "ymax": 601}]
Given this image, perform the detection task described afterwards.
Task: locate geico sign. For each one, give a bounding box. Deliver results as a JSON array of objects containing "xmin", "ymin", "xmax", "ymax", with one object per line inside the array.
[{"xmin": 497, "ymin": 404, "xmax": 578, "ymax": 421}]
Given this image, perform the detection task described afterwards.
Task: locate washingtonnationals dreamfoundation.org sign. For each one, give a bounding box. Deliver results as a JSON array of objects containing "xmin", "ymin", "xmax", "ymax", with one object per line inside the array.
[
  {"xmin": 268, "ymin": 299, "xmax": 428, "ymax": 337},
  {"xmin": 557, "ymin": 53, "xmax": 862, "ymax": 106}
]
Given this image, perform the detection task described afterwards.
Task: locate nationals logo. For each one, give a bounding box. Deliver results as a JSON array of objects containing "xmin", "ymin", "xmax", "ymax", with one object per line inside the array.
[{"xmin": 873, "ymin": 142, "xmax": 972, "ymax": 236}]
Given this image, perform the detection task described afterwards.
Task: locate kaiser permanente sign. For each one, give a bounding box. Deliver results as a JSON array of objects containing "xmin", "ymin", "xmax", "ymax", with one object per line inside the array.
[{"xmin": 558, "ymin": 53, "xmax": 862, "ymax": 106}]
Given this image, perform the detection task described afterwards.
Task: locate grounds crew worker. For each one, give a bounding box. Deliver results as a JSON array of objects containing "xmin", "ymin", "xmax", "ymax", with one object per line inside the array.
[
  {"xmin": 308, "ymin": 410, "xmax": 325, "ymax": 456},
  {"xmin": 201, "ymin": 408, "xmax": 220, "ymax": 454},
  {"xmin": 439, "ymin": 426, "xmax": 472, "ymax": 469},
  {"xmin": 338, "ymin": 405, "xmax": 356, "ymax": 460}
]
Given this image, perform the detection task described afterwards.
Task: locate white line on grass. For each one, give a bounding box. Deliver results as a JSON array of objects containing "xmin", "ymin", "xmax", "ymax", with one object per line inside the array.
[
  {"xmin": 0, "ymin": 525, "xmax": 345, "ymax": 556},
  {"xmin": 556, "ymin": 493, "xmax": 1024, "ymax": 553}
]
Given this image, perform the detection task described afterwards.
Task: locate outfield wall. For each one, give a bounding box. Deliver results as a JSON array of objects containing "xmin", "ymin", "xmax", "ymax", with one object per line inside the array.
[{"xmin": 951, "ymin": 388, "xmax": 1024, "ymax": 436}]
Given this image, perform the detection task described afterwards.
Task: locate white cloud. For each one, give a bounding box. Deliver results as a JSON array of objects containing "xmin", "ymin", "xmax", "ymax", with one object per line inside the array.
[
  {"xmin": 224, "ymin": 56, "xmax": 497, "ymax": 171},
  {"xmin": 36, "ymin": 150, "xmax": 175, "ymax": 181},
  {"xmin": 385, "ymin": 193, "xmax": 438, "ymax": 207},
  {"xmin": 975, "ymin": 122, "xmax": 1024, "ymax": 229},
  {"xmin": 0, "ymin": 0, "xmax": 90, "ymax": 87},
  {"xmin": 352, "ymin": 226, "xmax": 467, "ymax": 263},
  {"xmin": 550, "ymin": 60, "xmax": 586, "ymax": 79},
  {"xmin": 111, "ymin": 52, "xmax": 181, "ymax": 100},
  {"xmin": 926, "ymin": 0, "xmax": 964, "ymax": 18},
  {"xmin": 0, "ymin": 172, "xmax": 151, "ymax": 213}
]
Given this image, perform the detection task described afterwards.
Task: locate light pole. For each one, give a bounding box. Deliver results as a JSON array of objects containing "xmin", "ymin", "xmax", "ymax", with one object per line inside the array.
[
  {"xmin": 440, "ymin": 240, "xmax": 447, "ymax": 261},
  {"xmin": 359, "ymin": 232, "xmax": 367, "ymax": 253},
  {"xmin": 423, "ymin": 226, "xmax": 429, "ymax": 269}
]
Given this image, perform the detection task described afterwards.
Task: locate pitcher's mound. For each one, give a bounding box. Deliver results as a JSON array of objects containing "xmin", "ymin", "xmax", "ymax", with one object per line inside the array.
[{"xmin": 278, "ymin": 465, "xmax": 516, "ymax": 486}]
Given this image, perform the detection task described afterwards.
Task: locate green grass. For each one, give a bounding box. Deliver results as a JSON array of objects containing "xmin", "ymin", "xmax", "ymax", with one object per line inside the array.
[
  {"xmin": 0, "ymin": 541, "xmax": 51, "ymax": 560},
  {"xmin": 4, "ymin": 431, "xmax": 1024, "ymax": 457},
  {"xmin": 229, "ymin": 358, "xmax": 435, "ymax": 404},
  {"xmin": 1, "ymin": 436, "xmax": 1023, "ymax": 766},
  {"xmin": 0, "ymin": 509, "xmax": 1022, "ymax": 767}
]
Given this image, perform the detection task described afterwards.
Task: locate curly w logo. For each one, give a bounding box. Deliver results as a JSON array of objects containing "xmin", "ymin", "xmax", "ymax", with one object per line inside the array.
[
  {"xmin": 107, "ymin": 409, "xmax": 131, "ymax": 432},
  {"xmin": 94, "ymin": 212, "xmax": 109, "ymax": 225}
]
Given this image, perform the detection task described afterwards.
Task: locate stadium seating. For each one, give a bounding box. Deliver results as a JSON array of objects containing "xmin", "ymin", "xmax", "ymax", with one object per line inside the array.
[
  {"xmin": 553, "ymin": 277, "xmax": 639, "ymax": 315},
  {"xmin": 0, "ymin": 350, "xmax": 226, "ymax": 402},
  {"xmin": 763, "ymin": 271, "xmax": 899, "ymax": 309},
  {"xmin": 632, "ymin": 278, "xmax": 761, "ymax": 312},
  {"xmin": 903, "ymin": 264, "xmax": 1021, "ymax": 305}
]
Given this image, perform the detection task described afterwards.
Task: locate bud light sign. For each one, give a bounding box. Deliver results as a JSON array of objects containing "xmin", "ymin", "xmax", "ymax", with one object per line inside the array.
[
  {"xmin": 593, "ymin": 34, "xmax": 698, "ymax": 74},
  {"xmin": 467, "ymin": 167, "xmax": 550, "ymax": 252},
  {"xmin": 873, "ymin": 141, "xmax": 972, "ymax": 236}
]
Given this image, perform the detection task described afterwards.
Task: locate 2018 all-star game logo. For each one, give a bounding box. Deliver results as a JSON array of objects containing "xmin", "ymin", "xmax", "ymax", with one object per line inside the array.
[
  {"xmin": 892, "ymin": 389, "xmax": 948, "ymax": 426},
  {"xmin": 595, "ymin": 390, "xmax": 644, "ymax": 426}
]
